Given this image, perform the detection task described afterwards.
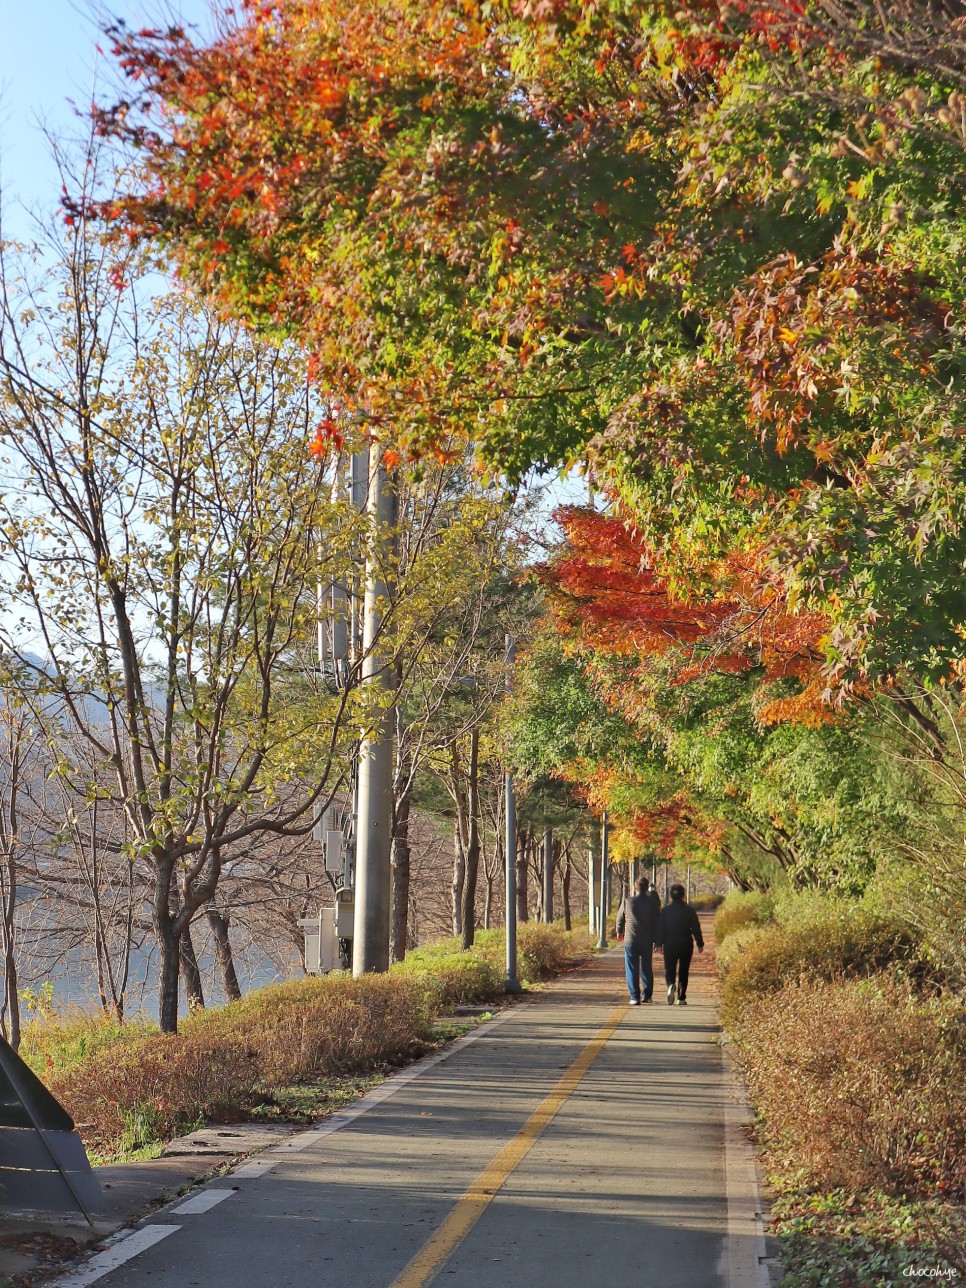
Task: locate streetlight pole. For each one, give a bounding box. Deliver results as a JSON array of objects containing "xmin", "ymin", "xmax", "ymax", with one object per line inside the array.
[
  {"xmin": 588, "ymin": 824, "xmax": 601, "ymax": 935},
  {"xmin": 504, "ymin": 636, "xmax": 520, "ymax": 993},
  {"xmin": 352, "ymin": 442, "xmax": 396, "ymax": 975},
  {"xmin": 596, "ymin": 811, "xmax": 609, "ymax": 950}
]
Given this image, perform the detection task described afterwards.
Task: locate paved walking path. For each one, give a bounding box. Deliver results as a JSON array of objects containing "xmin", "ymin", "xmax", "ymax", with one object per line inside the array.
[{"xmin": 49, "ymin": 936, "xmax": 770, "ymax": 1288}]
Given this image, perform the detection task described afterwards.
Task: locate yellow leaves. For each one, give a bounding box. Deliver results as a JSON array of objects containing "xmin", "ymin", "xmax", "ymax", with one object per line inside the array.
[
  {"xmin": 845, "ymin": 175, "xmax": 875, "ymax": 202},
  {"xmin": 778, "ymin": 326, "xmax": 799, "ymax": 345}
]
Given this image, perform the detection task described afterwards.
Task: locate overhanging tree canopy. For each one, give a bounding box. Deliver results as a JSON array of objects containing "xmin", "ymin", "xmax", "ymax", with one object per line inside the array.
[{"xmin": 95, "ymin": 0, "xmax": 966, "ymax": 684}]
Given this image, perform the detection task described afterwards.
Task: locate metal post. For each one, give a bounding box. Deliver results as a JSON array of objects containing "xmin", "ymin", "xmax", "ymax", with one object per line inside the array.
[
  {"xmin": 504, "ymin": 637, "xmax": 520, "ymax": 992},
  {"xmin": 596, "ymin": 811, "xmax": 609, "ymax": 950},
  {"xmin": 543, "ymin": 827, "xmax": 553, "ymax": 924},
  {"xmin": 663, "ymin": 864, "xmax": 669, "ymax": 904},
  {"xmin": 352, "ymin": 442, "xmax": 396, "ymax": 975},
  {"xmin": 686, "ymin": 864, "xmax": 692, "ymax": 902}
]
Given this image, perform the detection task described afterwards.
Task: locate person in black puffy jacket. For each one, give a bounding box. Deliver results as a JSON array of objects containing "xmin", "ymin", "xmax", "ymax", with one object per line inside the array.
[
  {"xmin": 655, "ymin": 884, "xmax": 704, "ymax": 1006},
  {"xmin": 615, "ymin": 875, "xmax": 661, "ymax": 1004}
]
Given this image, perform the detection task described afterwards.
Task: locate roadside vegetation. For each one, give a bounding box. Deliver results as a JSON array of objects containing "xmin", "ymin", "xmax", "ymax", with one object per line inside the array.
[
  {"xmin": 716, "ymin": 891, "xmax": 966, "ymax": 1284},
  {"xmin": 19, "ymin": 922, "xmax": 593, "ymax": 1164}
]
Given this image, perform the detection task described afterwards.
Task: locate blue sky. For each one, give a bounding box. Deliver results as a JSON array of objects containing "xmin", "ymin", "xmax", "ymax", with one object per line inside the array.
[{"xmin": 1, "ymin": 1, "xmax": 214, "ymax": 236}]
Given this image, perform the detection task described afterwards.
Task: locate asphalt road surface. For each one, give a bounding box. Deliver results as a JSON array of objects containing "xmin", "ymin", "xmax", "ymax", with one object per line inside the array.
[{"xmin": 54, "ymin": 939, "xmax": 767, "ymax": 1288}]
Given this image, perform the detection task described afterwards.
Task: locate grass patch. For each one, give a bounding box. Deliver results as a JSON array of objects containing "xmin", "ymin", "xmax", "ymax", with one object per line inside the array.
[
  {"xmin": 19, "ymin": 1008, "xmax": 156, "ymax": 1078},
  {"xmin": 773, "ymin": 1188, "xmax": 966, "ymax": 1286}
]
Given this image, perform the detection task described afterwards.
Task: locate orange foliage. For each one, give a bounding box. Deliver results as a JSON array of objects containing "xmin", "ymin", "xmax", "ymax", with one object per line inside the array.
[{"xmin": 547, "ymin": 505, "xmax": 829, "ymax": 702}]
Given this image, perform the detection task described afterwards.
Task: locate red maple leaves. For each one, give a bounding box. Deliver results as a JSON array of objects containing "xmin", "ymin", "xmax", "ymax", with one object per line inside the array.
[{"xmin": 546, "ymin": 504, "xmax": 829, "ymax": 708}]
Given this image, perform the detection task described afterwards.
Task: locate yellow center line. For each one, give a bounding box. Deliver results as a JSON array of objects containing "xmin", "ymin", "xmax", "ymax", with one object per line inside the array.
[{"xmin": 390, "ymin": 1002, "xmax": 628, "ymax": 1288}]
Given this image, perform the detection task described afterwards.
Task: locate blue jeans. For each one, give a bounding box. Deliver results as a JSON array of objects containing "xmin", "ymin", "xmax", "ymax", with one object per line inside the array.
[{"xmin": 624, "ymin": 941, "xmax": 654, "ymax": 1002}]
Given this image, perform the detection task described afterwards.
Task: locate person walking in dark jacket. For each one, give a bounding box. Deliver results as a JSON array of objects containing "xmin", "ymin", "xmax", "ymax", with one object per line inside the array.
[
  {"xmin": 615, "ymin": 876, "xmax": 661, "ymax": 1004},
  {"xmin": 655, "ymin": 884, "xmax": 704, "ymax": 1006}
]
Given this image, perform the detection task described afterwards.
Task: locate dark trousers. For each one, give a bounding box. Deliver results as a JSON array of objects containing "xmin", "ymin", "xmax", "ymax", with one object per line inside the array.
[
  {"xmin": 624, "ymin": 941, "xmax": 654, "ymax": 1002},
  {"xmin": 663, "ymin": 943, "xmax": 694, "ymax": 1000}
]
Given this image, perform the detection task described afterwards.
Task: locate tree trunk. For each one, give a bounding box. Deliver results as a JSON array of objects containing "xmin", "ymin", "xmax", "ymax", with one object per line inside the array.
[
  {"xmin": 452, "ymin": 821, "xmax": 465, "ymax": 937},
  {"xmin": 561, "ymin": 844, "xmax": 572, "ymax": 931},
  {"xmin": 1, "ymin": 842, "xmax": 19, "ymax": 1050},
  {"xmin": 179, "ymin": 922, "xmax": 205, "ymax": 1010},
  {"xmin": 460, "ymin": 729, "xmax": 481, "ymax": 951},
  {"xmin": 390, "ymin": 787, "xmax": 412, "ymax": 962},
  {"xmin": 207, "ymin": 908, "xmax": 242, "ymax": 1002},
  {"xmin": 158, "ymin": 919, "xmax": 181, "ymax": 1034},
  {"xmin": 516, "ymin": 826, "xmax": 529, "ymax": 923},
  {"xmin": 2, "ymin": 922, "xmax": 20, "ymax": 1052}
]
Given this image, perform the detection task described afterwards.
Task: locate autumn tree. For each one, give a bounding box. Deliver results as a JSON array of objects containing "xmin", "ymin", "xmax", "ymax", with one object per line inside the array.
[
  {"xmin": 0, "ymin": 165, "xmax": 369, "ymax": 1029},
  {"xmin": 91, "ymin": 1, "xmax": 966, "ymax": 691}
]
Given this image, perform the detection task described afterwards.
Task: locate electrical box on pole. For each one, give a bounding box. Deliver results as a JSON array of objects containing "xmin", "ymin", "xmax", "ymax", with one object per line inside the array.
[{"xmin": 324, "ymin": 829, "xmax": 344, "ymax": 875}]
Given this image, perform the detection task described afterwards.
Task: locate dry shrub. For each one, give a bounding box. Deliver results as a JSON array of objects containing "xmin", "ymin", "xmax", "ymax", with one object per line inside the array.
[
  {"xmin": 48, "ymin": 974, "xmax": 432, "ymax": 1156},
  {"xmin": 714, "ymin": 923, "xmax": 766, "ymax": 976},
  {"xmin": 47, "ymin": 1031, "xmax": 260, "ymax": 1157},
  {"xmin": 733, "ymin": 977, "xmax": 966, "ymax": 1194},
  {"xmin": 517, "ymin": 922, "xmax": 583, "ymax": 979},
  {"xmin": 690, "ymin": 892, "xmax": 726, "ymax": 912},
  {"xmin": 393, "ymin": 922, "xmax": 593, "ymax": 1000},
  {"xmin": 714, "ymin": 891, "xmax": 770, "ymax": 944},
  {"xmin": 392, "ymin": 950, "xmax": 503, "ymax": 1008},
  {"xmin": 719, "ymin": 904, "xmax": 914, "ymax": 1026},
  {"xmin": 183, "ymin": 972, "xmax": 433, "ymax": 1087}
]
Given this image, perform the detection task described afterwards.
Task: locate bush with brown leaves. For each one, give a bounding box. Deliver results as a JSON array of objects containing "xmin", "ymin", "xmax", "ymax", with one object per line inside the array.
[{"xmin": 733, "ymin": 976, "xmax": 966, "ymax": 1194}]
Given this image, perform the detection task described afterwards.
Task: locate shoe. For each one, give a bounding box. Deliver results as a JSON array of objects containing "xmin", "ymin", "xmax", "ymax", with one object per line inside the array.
[
  {"xmin": 628, "ymin": 998, "xmax": 640, "ymax": 1006},
  {"xmin": 667, "ymin": 984, "xmax": 676, "ymax": 1005},
  {"xmin": 642, "ymin": 997, "xmax": 653, "ymax": 1004},
  {"xmin": 676, "ymin": 998, "xmax": 687, "ymax": 1006}
]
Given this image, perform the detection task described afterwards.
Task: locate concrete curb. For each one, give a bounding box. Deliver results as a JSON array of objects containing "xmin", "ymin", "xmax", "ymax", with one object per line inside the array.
[{"xmin": 718, "ymin": 1041, "xmax": 777, "ymax": 1288}]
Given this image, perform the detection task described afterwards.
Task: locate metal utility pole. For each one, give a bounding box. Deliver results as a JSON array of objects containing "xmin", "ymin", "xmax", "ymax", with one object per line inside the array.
[
  {"xmin": 543, "ymin": 828, "xmax": 553, "ymax": 924},
  {"xmin": 352, "ymin": 443, "xmax": 396, "ymax": 976},
  {"xmin": 596, "ymin": 811, "xmax": 609, "ymax": 950},
  {"xmin": 687, "ymin": 864, "xmax": 692, "ymax": 902},
  {"xmin": 588, "ymin": 824, "xmax": 601, "ymax": 935},
  {"xmin": 504, "ymin": 637, "xmax": 520, "ymax": 993}
]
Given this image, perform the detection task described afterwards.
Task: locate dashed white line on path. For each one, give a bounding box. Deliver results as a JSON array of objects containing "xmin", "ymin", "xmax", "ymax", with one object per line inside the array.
[
  {"xmin": 170, "ymin": 1187, "xmax": 236, "ymax": 1214},
  {"xmin": 232, "ymin": 1156, "xmax": 278, "ymax": 1178},
  {"xmin": 53, "ymin": 1226, "xmax": 181, "ymax": 1287}
]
